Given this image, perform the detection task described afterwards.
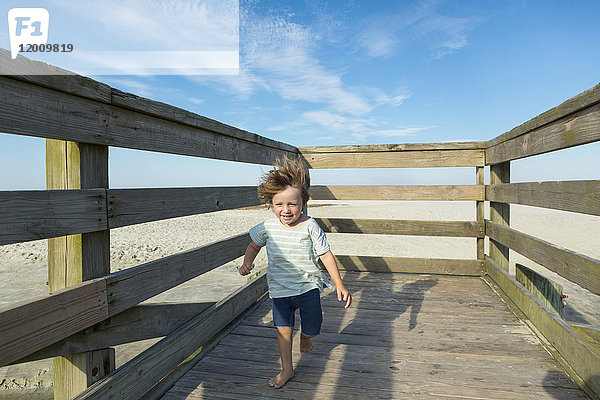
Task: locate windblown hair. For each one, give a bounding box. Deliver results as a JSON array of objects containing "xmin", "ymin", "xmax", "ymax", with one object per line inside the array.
[{"xmin": 258, "ymin": 155, "xmax": 311, "ymax": 209}]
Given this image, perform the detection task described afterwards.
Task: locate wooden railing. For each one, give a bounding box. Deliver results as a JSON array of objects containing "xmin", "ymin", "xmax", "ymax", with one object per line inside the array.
[{"xmin": 0, "ymin": 53, "xmax": 599, "ymax": 399}]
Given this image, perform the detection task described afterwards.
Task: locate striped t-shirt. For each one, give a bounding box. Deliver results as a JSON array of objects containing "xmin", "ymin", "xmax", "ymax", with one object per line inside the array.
[{"xmin": 249, "ymin": 217, "xmax": 334, "ymax": 298}]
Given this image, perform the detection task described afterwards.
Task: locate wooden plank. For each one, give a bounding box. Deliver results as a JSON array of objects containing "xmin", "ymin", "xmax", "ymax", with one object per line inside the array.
[
  {"xmin": 0, "ymin": 278, "xmax": 108, "ymax": 367},
  {"xmin": 331, "ymin": 255, "xmax": 483, "ymax": 276},
  {"xmin": 74, "ymin": 274, "xmax": 268, "ymax": 400},
  {"xmin": 516, "ymin": 263, "xmax": 565, "ymax": 318},
  {"xmin": 487, "ymin": 83, "xmax": 600, "ymax": 148},
  {"xmin": 301, "ymin": 149, "xmax": 485, "ymax": 168},
  {"xmin": 314, "ymin": 218, "xmax": 484, "ymax": 237},
  {"xmin": 487, "ymin": 181, "xmax": 600, "ymax": 217},
  {"xmin": 485, "ymin": 256, "xmax": 600, "ymax": 398},
  {"xmin": 47, "ymin": 141, "xmax": 114, "ymax": 398},
  {"xmin": 112, "ymin": 89, "xmax": 295, "ymax": 153},
  {"xmin": 0, "ymin": 76, "xmax": 296, "ymax": 164},
  {"xmin": 106, "ymin": 234, "xmax": 250, "ymax": 316},
  {"xmin": 13, "ymin": 302, "xmax": 215, "ymax": 363},
  {"xmin": 570, "ymin": 323, "xmax": 600, "ymax": 357},
  {"xmin": 0, "ymin": 49, "xmax": 112, "ymax": 103},
  {"xmin": 489, "ymin": 161, "xmax": 510, "ymax": 271},
  {"xmin": 487, "ymin": 101, "xmax": 600, "ymax": 164},
  {"xmin": 108, "ymin": 187, "xmax": 260, "ymax": 228},
  {"xmin": 139, "ymin": 296, "xmax": 269, "ymax": 400},
  {"xmin": 486, "ymin": 220, "xmax": 600, "ymax": 296},
  {"xmin": 299, "ymin": 142, "xmax": 487, "ymax": 152},
  {"xmin": 0, "ymin": 189, "xmax": 107, "ymax": 245},
  {"xmin": 310, "ymin": 185, "xmax": 485, "ymax": 201},
  {"xmin": 476, "ymin": 166, "xmax": 485, "ymax": 260}
]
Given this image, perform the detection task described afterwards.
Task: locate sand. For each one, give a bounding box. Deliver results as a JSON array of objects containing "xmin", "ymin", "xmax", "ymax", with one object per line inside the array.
[{"xmin": 1, "ymin": 201, "xmax": 599, "ymax": 396}]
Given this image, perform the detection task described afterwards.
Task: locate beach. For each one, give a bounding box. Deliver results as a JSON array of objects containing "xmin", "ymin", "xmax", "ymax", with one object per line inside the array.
[{"xmin": 1, "ymin": 201, "xmax": 599, "ymax": 396}]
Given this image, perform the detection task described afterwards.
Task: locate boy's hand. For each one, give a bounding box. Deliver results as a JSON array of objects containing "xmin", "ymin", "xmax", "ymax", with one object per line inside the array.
[
  {"xmin": 238, "ymin": 262, "xmax": 254, "ymax": 276},
  {"xmin": 337, "ymin": 286, "xmax": 352, "ymax": 309}
]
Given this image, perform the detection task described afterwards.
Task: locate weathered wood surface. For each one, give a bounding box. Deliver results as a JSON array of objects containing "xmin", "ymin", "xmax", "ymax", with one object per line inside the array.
[
  {"xmin": 0, "ymin": 279, "xmax": 108, "ymax": 367},
  {"xmin": 0, "ymin": 49, "xmax": 112, "ymax": 103},
  {"xmin": 485, "ymin": 257, "xmax": 600, "ymax": 398},
  {"xmin": 332, "ymin": 255, "xmax": 483, "ymax": 276},
  {"xmin": 0, "ymin": 76, "xmax": 296, "ymax": 165},
  {"xmin": 112, "ymin": 89, "xmax": 295, "ymax": 153},
  {"xmin": 486, "ymin": 220, "xmax": 600, "ymax": 296},
  {"xmin": 299, "ymin": 142, "xmax": 487, "ymax": 152},
  {"xmin": 489, "ymin": 161, "xmax": 510, "ymax": 271},
  {"xmin": 314, "ymin": 218, "xmax": 484, "ymax": 237},
  {"xmin": 75, "ymin": 274, "xmax": 268, "ymax": 400},
  {"xmin": 476, "ymin": 166, "xmax": 485, "ymax": 260},
  {"xmin": 487, "ymin": 101, "xmax": 600, "ymax": 164},
  {"xmin": 570, "ymin": 323, "xmax": 600, "ymax": 357},
  {"xmin": 46, "ymin": 140, "xmax": 113, "ymax": 397},
  {"xmin": 163, "ymin": 272, "xmax": 586, "ymax": 399},
  {"xmin": 106, "ymin": 234, "xmax": 249, "ymax": 316},
  {"xmin": 301, "ymin": 149, "xmax": 485, "ymax": 168},
  {"xmin": 14, "ymin": 302, "xmax": 215, "ymax": 363},
  {"xmin": 516, "ymin": 263, "xmax": 565, "ymax": 318},
  {"xmin": 487, "ymin": 83, "xmax": 600, "ymax": 148},
  {"xmin": 310, "ymin": 185, "xmax": 484, "ymax": 201},
  {"xmin": 108, "ymin": 187, "xmax": 261, "ymax": 228},
  {"xmin": 0, "ymin": 189, "xmax": 107, "ymax": 245},
  {"xmin": 487, "ymin": 181, "xmax": 600, "ymax": 216}
]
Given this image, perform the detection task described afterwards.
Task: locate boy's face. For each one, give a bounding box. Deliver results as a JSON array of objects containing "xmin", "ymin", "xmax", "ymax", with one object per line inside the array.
[{"xmin": 272, "ymin": 186, "xmax": 304, "ymax": 227}]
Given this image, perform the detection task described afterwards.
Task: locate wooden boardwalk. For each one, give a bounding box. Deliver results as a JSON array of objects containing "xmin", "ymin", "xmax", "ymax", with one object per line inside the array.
[{"xmin": 161, "ymin": 272, "xmax": 588, "ymax": 399}]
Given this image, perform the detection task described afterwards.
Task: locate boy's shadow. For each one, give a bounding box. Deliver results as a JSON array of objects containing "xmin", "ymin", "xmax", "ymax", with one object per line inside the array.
[{"xmin": 293, "ymin": 272, "xmax": 439, "ymax": 399}]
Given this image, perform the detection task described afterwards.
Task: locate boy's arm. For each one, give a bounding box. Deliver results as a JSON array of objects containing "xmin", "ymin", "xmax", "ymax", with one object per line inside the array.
[
  {"xmin": 319, "ymin": 250, "xmax": 352, "ymax": 308},
  {"xmin": 239, "ymin": 241, "xmax": 262, "ymax": 276}
]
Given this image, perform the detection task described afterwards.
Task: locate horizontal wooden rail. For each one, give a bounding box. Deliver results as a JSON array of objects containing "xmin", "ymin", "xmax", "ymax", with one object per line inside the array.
[
  {"xmin": 0, "ymin": 48, "xmax": 112, "ymax": 102},
  {"xmin": 486, "ymin": 220, "xmax": 600, "ymax": 295},
  {"xmin": 0, "ymin": 234, "xmax": 248, "ymax": 366},
  {"xmin": 487, "ymin": 85, "xmax": 600, "ymax": 164},
  {"xmin": 485, "ymin": 256, "xmax": 600, "ymax": 397},
  {"xmin": 75, "ymin": 274, "xmax": 268, "ymax": 400},
  {"xmin": 333, "ymin": 255, "xmax": 483, "ymax": 276},
  {"xmin": 0, "ymin": 187, "xmax": 261, "ymax": 244},
  {"xmin": 0, "ymin": 189, "xmax": 107, "ymax": 245},
  {"xmin": 0, "ymin": 76, "xmax": 296, "ymax": 165},
  {"xmin": 487, "ymin": 83, "xmax": 600, "ymax": 148},
  {"xmin": 106, "ymin": 234, "xmax": 249, "ymax": 316},
  {"xmin": 487, "ymin": 181, "xmax": 600, "ymax": 216},
  {"xmin": 14, "ymin": 302, "xmax": 215, "ymax": 364},
  {"xmin": 315, "ymin": 218, "xmax": 484, "ymax": 237},
  {"xmin": 300, "ymin": 144, "xmax": 485, "ymax": 168},
  {"xmin": 107, "ymin": 187, "xmax": 261, "ymax": 228},
  {"xmin": 301, "ymin": 142, "xmax": 487, "ymax": 152},
  {"xmin": 0, "ymin": 279, "xmax": 108, "ymax": 367},
  {"xmin": 310, "ymin": 185, "xmax": 485, "ymax": 201}
]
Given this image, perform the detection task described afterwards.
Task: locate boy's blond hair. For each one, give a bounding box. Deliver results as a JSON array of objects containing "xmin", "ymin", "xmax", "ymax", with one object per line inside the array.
[{"xmin": 258, "ymin": 155, "xmax": 311, "ymax": 209}]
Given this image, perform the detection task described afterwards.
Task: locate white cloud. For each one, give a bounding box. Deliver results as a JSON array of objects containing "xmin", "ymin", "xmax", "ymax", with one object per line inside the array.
[
  {"xmin": 356, "ymin": 2, "xmax": 481, "ymax": 60},
  {"xmin": 188, "ymin": 97, "xmax": 204, "ymax": 105}
]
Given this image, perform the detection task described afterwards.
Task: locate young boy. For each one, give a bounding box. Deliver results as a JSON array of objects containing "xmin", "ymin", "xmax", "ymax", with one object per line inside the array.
[{"xmin": 238, "ymin": 155, "xmax": 351, "ymax": 389}]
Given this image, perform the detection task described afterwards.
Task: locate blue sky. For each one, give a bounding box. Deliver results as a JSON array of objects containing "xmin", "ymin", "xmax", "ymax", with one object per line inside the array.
[{"xmin": 1, "ymin": 0, "xmax": 599, "ymax": 189}]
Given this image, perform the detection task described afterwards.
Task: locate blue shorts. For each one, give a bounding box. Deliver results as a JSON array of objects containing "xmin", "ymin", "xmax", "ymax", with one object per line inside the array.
[{"xmin": 272, "ymin": 288, "xmax": 323, "ymax": 336}]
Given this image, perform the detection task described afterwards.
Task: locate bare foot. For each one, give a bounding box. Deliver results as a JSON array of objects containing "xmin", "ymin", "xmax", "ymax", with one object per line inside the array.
[
  {"xmin": 300, "ymin": 333, "xmax": 314, "ymax": 354},
  {"xmin": 269, "ymin": 369, "xmax": 294, "ymax": 389}
]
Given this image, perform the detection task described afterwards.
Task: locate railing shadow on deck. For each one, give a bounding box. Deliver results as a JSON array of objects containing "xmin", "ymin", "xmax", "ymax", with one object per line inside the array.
[{"xmin": 169, "ymin": 272, "xmax": 438, "ymax": 399}]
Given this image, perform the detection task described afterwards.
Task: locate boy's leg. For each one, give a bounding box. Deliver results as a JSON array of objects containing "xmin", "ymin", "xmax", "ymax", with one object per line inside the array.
[
  {"xmin": 296, "ymin": 289, "xmax": 323, "ymax": 354},
  {"xmin": 270, "ymin": 326, "xmax": 294, "ymax": 388},
  {"xmin": 300, "ymin": 332, "xmax": 315, "ymax": 354}
]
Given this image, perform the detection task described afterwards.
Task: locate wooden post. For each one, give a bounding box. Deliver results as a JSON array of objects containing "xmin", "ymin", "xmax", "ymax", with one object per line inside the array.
[
  {"xmin": 476, "ymin": 167, "xmax": 484, "ymax": 260},
  {"xmin": 46, "ymin": 139, "xmax": 114, "ymax": 399},
  {"xmin": 489, "ymin": 161, "xmax": 510, "ymax": 271}
]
